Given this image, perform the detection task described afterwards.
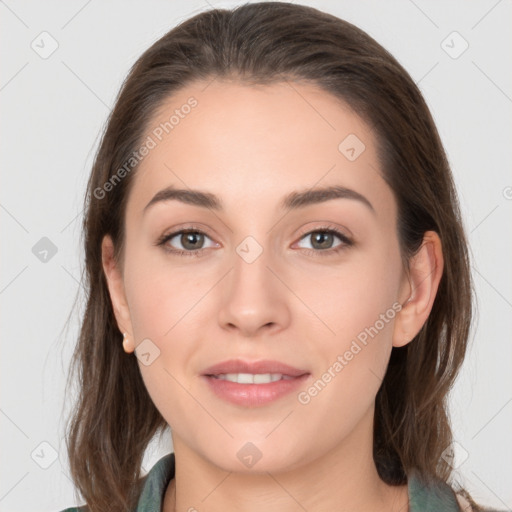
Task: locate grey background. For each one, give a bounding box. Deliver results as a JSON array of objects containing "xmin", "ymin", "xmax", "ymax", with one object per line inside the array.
[{"xmin": 1, "ymin": 0, "xmax": 511, "ymax": 510}]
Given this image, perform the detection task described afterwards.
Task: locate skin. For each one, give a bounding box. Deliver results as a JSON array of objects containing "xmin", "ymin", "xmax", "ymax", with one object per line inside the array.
[{"xmin": 102, "ymin": 79, "xmax": 443, "ymax": 512}]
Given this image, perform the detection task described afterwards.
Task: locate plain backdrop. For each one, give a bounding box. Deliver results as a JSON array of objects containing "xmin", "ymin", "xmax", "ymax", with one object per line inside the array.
[{"xmin": 1, "ymin": 1, "xmax": 511, "ymax": 511}]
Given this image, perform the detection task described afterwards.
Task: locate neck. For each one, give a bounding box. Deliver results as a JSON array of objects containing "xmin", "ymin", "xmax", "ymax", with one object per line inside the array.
[{"xmin": 163, "ymin": 407, "xmax": 409, "ymax": 512}]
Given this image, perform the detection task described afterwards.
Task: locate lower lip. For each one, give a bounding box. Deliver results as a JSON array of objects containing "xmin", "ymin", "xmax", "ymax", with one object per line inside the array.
[{"xmin": 202, "ymin": 374, "xmax": 310, "ymax": 407}]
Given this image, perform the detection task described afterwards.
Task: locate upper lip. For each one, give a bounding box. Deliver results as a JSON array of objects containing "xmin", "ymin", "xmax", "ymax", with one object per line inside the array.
[{"xmin": 202, "ymin": 359, "xmax": 309, "ymax": 378}]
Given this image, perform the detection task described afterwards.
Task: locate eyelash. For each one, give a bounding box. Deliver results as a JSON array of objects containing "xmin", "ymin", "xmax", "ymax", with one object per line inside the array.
[{"xmin": 155, "ymin": 224, "xmax": 353, "ymax": 258}]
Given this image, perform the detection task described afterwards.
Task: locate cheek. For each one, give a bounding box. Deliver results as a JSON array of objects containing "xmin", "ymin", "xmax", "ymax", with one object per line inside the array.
[
  {"xmin": 294, "ymin": 265, "xmax": 399, "ymax": 445},
  {"xmin": 123, "ymin": 247, "xmax": 205, "ymax": 340},
  {"xmin": 303, "ymin": 247, "xmax": 399, "ymax": 340},
  {"xmin": 122, "ymin": 253, "xmax": 204, "ymax": 429},
  {"xmin": 303, "ymin": 246, "xmax": 401, "ymax": 393},
  {"xmin": 122, "ymin": 249, "xmax": 208, "ymax": 387}
]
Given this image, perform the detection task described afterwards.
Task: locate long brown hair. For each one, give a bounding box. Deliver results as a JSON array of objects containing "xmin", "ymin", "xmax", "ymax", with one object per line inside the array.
[{"xmin": 64, "ymin": 2, "xmax": 481, "ymax": 510}]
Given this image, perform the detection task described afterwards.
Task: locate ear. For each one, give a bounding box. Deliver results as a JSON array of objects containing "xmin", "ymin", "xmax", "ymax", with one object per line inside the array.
[
  {"xmin": 101, "ymin": 234, "xmax": 135, "ymax": 353},
  {"xmin": 392, "ymin": 230, "xmax": 444, "ymax": 348}
]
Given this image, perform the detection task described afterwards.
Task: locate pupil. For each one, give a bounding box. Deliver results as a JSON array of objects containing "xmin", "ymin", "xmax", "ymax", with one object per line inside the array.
[
  {"xmin": 313, "ymin": 232, "xmax": 332, "ymax": 249},
  {"xmin": 183, "ymin": 232, "xmax": 203, "ymax": 249}
]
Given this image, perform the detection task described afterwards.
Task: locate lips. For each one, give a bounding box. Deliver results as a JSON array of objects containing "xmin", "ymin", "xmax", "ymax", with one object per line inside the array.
[
  {"xmin": 202, "ymin": 359, "xmax": 309, "ymax": 378},
  {"xmin": 201, "ymin": 358, "xmax": 311, "ymax": 407}
]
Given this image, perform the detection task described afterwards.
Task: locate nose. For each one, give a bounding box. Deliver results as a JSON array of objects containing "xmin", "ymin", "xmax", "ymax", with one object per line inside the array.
[{"xmin": 217, "ymin": 239, "xmax": 291, "ymax": 338}]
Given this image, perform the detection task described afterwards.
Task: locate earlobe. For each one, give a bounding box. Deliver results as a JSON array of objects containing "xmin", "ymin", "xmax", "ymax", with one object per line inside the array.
[
  {"xmin": 122, "ymin": 332, "xmax": 135, "ymax": 354},
  {"xmin": 101, "ymin": 235, "xmax": 135, "ymax": 353},
  {"xmin": 392, "ymin": 231, "xmax": 444, "ymax": 348}
]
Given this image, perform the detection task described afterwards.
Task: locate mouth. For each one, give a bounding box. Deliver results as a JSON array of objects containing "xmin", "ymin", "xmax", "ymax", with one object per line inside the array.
[
  {"xmin": 202, "ymin": 358, "xmax": 309, "ymax": 378},
  {"xmin": 201, "ymin": 359, "xmax": 311, "ymax": 407},
  {"xmin": 207, "ymin": 373, "xmax": 299, "ymax": 384}
]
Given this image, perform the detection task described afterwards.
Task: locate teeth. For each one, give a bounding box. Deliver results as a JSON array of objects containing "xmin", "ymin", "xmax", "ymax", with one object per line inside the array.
[{"xmin": 213, "ymin": 373, "xmax": 295, "ymax": 384}]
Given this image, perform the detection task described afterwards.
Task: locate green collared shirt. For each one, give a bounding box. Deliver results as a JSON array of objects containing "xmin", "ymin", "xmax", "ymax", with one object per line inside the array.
[{"xmin": 58, "ymin": 452, "xmax": 495, "ymax": 511}]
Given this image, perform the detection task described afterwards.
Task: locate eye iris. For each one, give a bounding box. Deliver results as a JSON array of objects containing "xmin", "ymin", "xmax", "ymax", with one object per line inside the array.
[
  {"xmin": 182, "ymin": 232, "xmax": 204, "ymax": 250},
  {"xmin": 311, "ymin": 231, "xmax": 333, "ymax": 250}
]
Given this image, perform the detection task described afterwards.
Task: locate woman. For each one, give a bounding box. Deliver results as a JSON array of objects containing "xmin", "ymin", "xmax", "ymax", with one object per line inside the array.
[{"xmin": 60, "ymin": 2, "xmax": 505, "ymax": 511}]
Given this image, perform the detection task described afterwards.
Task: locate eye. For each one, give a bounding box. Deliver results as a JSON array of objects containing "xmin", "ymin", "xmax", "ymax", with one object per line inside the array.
[
  {"xmin": 156, "ymin": 224, "xmax": 353, "ymax": 258},
  {"xmin": 156, "ymin": 228, "xmax": 217, "ymax": 257},
  {"xmin": 295, "ymin": 226, "xmax": 353, "ymax": 256}
]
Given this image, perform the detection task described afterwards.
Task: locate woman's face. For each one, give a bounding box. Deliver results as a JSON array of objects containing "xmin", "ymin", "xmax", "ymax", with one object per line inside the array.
[{"xmin": 104, "ymin": 79, "xmax": 417, "ymax": 473}]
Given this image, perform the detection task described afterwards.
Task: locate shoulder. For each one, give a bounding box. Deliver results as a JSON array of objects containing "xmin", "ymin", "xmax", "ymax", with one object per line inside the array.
[
  {"xmin": 408, "ymin": 470, "xmax": 461, "ymax": 511},
  {"xmin": 57, "ymin": 453, "xmax": 175, "ymax": 512}
]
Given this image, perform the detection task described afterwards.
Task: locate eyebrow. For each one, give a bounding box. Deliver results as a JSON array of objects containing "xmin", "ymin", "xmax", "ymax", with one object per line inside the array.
[{"xmin": 143, "ymin": 184, "xmax": 376, "ymax": 215}]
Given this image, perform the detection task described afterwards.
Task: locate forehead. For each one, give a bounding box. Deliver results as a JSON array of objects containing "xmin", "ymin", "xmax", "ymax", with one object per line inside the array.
[{"xmin": 126, "ymin": 79, "xmax": 394, "ymax": 223}]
